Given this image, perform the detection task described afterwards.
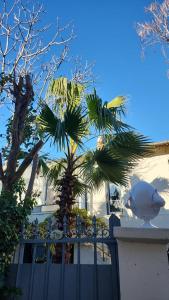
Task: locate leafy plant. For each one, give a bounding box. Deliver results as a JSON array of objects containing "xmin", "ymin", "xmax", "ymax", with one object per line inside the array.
[{"xmin": 0, "ymin": 180, "xmax": 35, "ymax": 297}]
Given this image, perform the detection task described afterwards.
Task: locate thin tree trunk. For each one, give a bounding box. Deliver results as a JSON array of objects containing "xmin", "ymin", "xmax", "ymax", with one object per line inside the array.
[
  {"xmin": 13, "ymin": 140, "xmax": 43, "ymax": 183},
  {"xmin": 4, "ymin": 75, "xmax": 34, "ymax": 191},
  {"xmin": 2, "ymin": 140, "xmax": 43, "ymax": 192},
  {"xmin": 44, "ymin": 178, "xmax": 49, "ymax": 205},
  {"xmin": 25, "ymin": 153, "xmax": 39, "ymax": 198}
]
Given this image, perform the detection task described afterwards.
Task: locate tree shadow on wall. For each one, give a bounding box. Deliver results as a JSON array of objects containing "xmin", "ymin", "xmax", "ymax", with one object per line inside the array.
[
  {"xmin": 151, "ymin": 177, "xmax": 169, "ymax": 193},
  {"xmin": 122, "ymin": 175, "xmax": 169, "ymax": 216},
  {"xmin": 129, "ymin": 174, "xmax": 169, "ymax": 194}
]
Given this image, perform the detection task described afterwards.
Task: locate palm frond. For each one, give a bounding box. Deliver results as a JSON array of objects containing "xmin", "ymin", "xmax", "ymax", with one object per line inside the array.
[
  {"xmin": 86, "ymin": 90, "xmax": 130, "ymax": 132},
  {"xmin": 37, "ymin": 103, "xmax": 87, "ymax": 150},
  {"xmin": 37, "ymin": 154, "xmax": 49, "ymax": 176},
  {"xmin": 64, "ymin": 105, "xmax": 87, "ymax": 146},
  {"xmin": 37, "ymin": 103, "xmax": 60, "ymax": 141},
  {"xmin": 107, "ymin": 131, "xmax": 152, "ymax": 160},
  {"xmin": 81, "ymin": 149, "xmax": 130, "ymax": 188},
  {"xmin": 107, "ymin": 96, "xmax": 125, "ymax": 108},
  {"xmin": 80, "ymin": 132, "xmax": 151, "ymax": 189},
  {"xmin": 72, "ymin": 176, "xmax": 89, "ymax": 197},
  {"xmin": 48, "ymin": 77, "xmax": 84, "ymax": 107},
  {"xmin": 47, "ymin": 159, "xmax": 67, "ymax": 187}
]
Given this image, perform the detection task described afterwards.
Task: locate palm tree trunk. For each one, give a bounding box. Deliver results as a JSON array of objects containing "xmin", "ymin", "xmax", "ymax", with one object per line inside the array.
[
  {"xmin": 57, "ymin": 155, "xmax": 75, "ymax": 227},
  {"xmin": 56, "ymin": 155, "xmax": 75, "ymax": 263}
]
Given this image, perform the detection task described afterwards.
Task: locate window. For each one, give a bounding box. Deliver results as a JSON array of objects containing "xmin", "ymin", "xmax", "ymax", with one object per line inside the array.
[
  {"xmin": 107, "ymin": 183, "xmax": 122, "ymax": 214},
  {"xmin": 79, "ymin": 188, "xmax": 88, "ymax": 211}
]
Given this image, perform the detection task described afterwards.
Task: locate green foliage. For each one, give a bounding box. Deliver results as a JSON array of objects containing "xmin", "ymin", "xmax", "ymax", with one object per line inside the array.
[
  {"xmin": 0, "ymin": 286, "xmax": 22, "ymax": 298},
  {"xmin": 37, "ymin": 103, "xmax": 87, "ymax": 149},
  {"xmin": 106, "ymin": 131, "xmax": 152, "ymax": 159},
  {"xmin": 0, "ymin": 73, "xmax": 12, "ymax": 95},
  {"xmin": 3, "ymin": 96, "xmax": 39, "ymax": 159},
  {"xmin": 37, "ymin": 76, "xmax": 152, "ymax": 223},
  {"xmin": 81, "ymin": 131, "xmax": 151, "ymax": 188},
  {"xmin": 86, "ymin": 89, "xmax": 129, "ymax": 132},
  {"xmin": 81, "ymin": 149, "xmax": 129, "ymax": 187},
  {"xmin": 26, "ymin": 219, "xmax": 48, "ymax": 240},
  {"xmin": 71, "ymin": 207, "xmax": 106, "ymax": 228},
  {"xmin": 50, "ymin": 207, "xmax": 106, "ymax": 230},
  {"xmin": 71, "ymin": 177, "xmax": 88, "ymax": 197},
  {"xmin": 37, "ymin": 154, "xmax": 50, "ymax": 176},
  {"xmin": 47, "ymin": 160, "xmax": 66, "ymax": 186},
  {"xmin": 46, "ymin": 158, "xmax": 88, "ymax": 198},
  {"xmin": 0, "ymin": 179, "xmax": 35, "ymax": 296},
  {"xmin": 48, "ymin": 77, "xmax": 84, "ymax": 108}
]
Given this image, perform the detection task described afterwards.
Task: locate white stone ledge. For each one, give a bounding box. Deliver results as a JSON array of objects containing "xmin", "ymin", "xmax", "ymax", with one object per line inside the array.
[
  {"xmin": 113, "ymin": 227, "xmax": 169, "ymax": 244},
  {"xmin": 41, "ymin": 204, "xmax": 58, "ymax": 212}
]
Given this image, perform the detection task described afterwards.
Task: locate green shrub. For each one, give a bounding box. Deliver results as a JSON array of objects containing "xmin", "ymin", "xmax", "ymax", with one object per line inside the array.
[{"xmin": 0, "ymin": 179, "xmax": 35, "ymax": 297}]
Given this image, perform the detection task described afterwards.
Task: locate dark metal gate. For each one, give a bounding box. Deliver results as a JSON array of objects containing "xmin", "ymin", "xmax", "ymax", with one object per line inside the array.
[{"xmin": 7, "ymin": 214, "xmax": 120, "ymax": 300}]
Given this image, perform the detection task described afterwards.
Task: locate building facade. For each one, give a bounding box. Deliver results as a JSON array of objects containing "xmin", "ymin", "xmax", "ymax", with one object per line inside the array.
[{"xmin": 28, "ymin": 141, "xmax": 169, "ymax": 228}]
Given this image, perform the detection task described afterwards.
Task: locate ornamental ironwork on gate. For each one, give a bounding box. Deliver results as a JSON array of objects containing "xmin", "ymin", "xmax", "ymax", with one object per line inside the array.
[{"xmin": 7, "ymin": 214, "xmax": 121, "ymax": 300}]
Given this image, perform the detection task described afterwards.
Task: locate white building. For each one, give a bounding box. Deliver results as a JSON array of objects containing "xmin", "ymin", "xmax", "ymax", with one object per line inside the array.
[{"xmin": 28, "ymin": 141, "xmax": 169, "ymax": 228}]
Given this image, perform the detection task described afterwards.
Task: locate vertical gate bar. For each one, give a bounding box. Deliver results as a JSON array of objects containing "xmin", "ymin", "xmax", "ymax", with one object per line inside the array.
[
  {"xmin": 109, "ymin": 214, "xmax": 121, "ymax": 300},
  {"xmin": 114, "ymin": 240, "xmax": 120, "ymax": 299},
  {"xmin": 43, "ymin": 218, "xmax": 52, "ymax": 300},
  {"xmin": 110, "ymin": 240, "xmax": 121, "ymax": 300},
  {"xmin": 77, "ymin": 241, "xmax": 81, "ymax": 300},
  {"xmin": 102, "ymin": 229, "xmax": 105, "ymax": 262},
  {"xmin": 76, "ymin": 216, "xmax": 81, "ymax": 300},
  {"xmin": 43, "ymin": 242, "xmax": 51, "ymax": 300},
  {"xmin": 28, "ymin": 243, "xmax": 37, "ymax": 300},
  {"xmin": 28, "ymin": 218, "xmax": 39, "ymax": 300},
  {"xmin": 59, "ymin": 215, "xmax": 67, "ymax": 300},
  {"xmin": 59, "ymin": 242, "xmax": 65, "ymax": 300},
  {"xmin": 14, "ymin": 224, "xmax": 25, "ymax": 300},
  {"xmin": 93, "ymin": 216, "xmax": 98, "ymax": 300},
  {"xmin": 93, "ymin": 240, "xmax": 98, "ymax": 300},
  {"xmin": 12, "ymin": 249, "xmax": 16, "ymax": 264},
  {"xmin": 13, "ymin": 242, "xmax": 25, "ymax": 300}
]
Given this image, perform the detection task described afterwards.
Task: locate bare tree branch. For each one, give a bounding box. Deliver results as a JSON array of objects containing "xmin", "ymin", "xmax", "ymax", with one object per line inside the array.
[
  {"xmin": 71, "ymin": 57, "xmax": 96, "ymax": 86},
  {"xmin": 137, "ymin": 0, "xmax": 169, "ymax": 56},
  {"xmin": 0, "ymin": 0, "xmax": 73, "ymax": 192},
  {"xmin": 0, "ymin": 0, "xmax": 74, "ymax": 99}
]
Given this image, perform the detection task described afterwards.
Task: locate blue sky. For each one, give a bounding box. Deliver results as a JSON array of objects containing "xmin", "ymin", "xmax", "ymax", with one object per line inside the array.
[{"xmin": 45, "ymin": 0, "xmax": 169, "ymax": 143}]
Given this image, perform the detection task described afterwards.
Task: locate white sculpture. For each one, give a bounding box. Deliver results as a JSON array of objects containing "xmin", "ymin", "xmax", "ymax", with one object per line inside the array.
[{"xmin": 125, "ymin": 181, "xmax": 165, "ymax": 228}]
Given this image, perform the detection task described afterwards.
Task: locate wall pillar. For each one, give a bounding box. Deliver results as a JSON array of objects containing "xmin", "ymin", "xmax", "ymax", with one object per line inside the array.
[{"xmin": 113, "ymin": 227, "xmax": 169, "ymax": 300}]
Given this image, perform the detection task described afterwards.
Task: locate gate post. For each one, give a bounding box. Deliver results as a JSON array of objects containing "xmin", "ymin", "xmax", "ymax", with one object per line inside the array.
[{"xmin": 109, "ymin": 214, "xmax": 121, "ymax": 300}]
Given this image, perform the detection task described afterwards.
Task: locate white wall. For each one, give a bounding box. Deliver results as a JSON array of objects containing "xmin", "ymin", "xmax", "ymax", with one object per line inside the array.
[
  {"xmin": 120, "ymin": 153, "xmax": 169, "ymax": 228},
  {"xmin": 23, "ymin": 165, "xmax": 57, "ymax": 206},
  {"xmin": 90, "ymin": 153, "xmax": 169, "ymax": 228},
  {"xmin": 73, "ymin": 243, "xmax": 111, "ymax": 264},
  {"xmin": 28, "ymin": 153, "xmax": 169, "ymax": 228},
  {"xmin": 114, "ymin": 227, "xmax": 169, "ymax": 300}
]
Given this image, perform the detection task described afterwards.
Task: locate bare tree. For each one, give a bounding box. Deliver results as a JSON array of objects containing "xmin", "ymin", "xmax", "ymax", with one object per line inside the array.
[
  {"xmin": 136, "ymin": 0, "xmax": 169, "ymax": 62},
  {"xmin": 0, "ymin": 0, "xmax": 73, "ymax": 96},
  {"xmin": 0, "ymin": 0, "xmax": 74, "ymax": 193},
  {"xmin": 71, "ymin": 57, "xmax": 95, "ymax": 86}
]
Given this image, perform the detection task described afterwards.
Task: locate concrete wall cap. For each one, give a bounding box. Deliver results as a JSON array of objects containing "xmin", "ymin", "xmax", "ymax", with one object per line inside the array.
[{"xmin": 113, "ymin": 227, "xmax": 169, "ymax": 244}]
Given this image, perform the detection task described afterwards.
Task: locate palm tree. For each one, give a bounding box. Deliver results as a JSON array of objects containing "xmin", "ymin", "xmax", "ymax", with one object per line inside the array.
[{"xmin": 37, "ymin": 77, "xmax": 151, "ymax": 226}]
